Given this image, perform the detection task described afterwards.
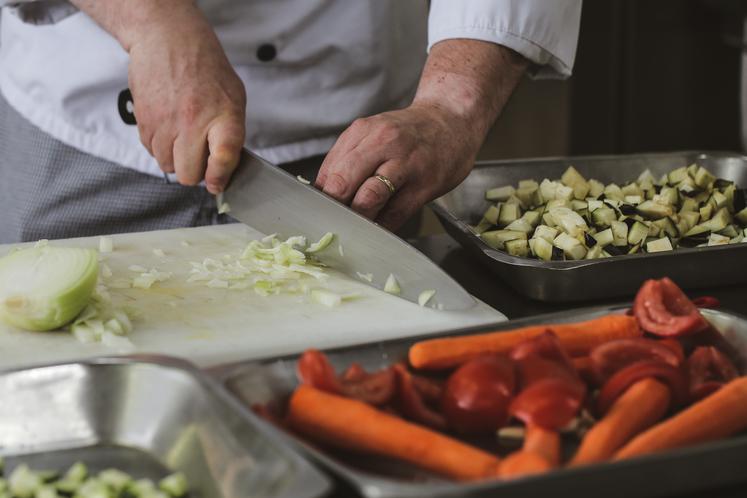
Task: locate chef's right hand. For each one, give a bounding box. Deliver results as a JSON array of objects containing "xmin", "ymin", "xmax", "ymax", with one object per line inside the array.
[{"xmin": 122, "ymin": 1, "xmax": 246, "ymax": 194}]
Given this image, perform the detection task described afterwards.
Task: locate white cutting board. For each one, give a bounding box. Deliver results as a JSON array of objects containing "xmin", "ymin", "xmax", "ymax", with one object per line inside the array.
[{"xmin": 0, "ymin": 224, "xmax": 505, "ymax": 369}]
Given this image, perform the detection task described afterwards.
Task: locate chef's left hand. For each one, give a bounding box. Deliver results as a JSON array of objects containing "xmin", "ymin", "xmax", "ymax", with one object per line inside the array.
[{"xmin": 316, "ymin": 40, "xmax": 528, "ymax": 231}]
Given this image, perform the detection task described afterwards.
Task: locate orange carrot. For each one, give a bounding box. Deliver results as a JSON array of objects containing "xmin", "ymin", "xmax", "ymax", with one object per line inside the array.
[
  {"xmin": 287, "ymin": 385, "xmax": 501, "ymax": 481},
  {"xmin": 614, "ymin": 376, "xmax": 747, "ymax": 461},
  {"xmin": 410, "ymin": 315, "xmax": 641, "ymax": 370},
  {"xmin": 571, "ymin": 378, "xmax": 671, "ymax": 466},
  {"xmin": 498, "ymin": 450, "xmax": 553, "ymax": 479},
  {"xmin": 523, "ymin": 424, "xmax": 561, "ymax": 467}
]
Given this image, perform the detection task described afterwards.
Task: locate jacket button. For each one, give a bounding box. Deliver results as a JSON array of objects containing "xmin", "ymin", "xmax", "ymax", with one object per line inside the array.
[{"xmin": 256, "ymin": 43, "xmax": 277, "ymax": 62}]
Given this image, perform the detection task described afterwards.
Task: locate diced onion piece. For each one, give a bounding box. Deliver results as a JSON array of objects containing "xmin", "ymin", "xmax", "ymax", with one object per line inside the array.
[
  {"xmin": 306, "ymin": 232, "xmax": 335, "ymax": 253},
  {"xmin": 297, "ymin": 175, "xmax": 311, "ymax": 185},
  {"xmin": 384, "ymin": 274, "xmax": 401, "ymax": 295},
  {"xmin": 338, "ymin": 244, "xmax": 345, "ymax": 257},
  {"xmin": 128, "ymin": 265, "xmax": 147, "ymax": 273},
  {"xmin": 0, "ymin": 246, "xmax": 99, "ymax": 331},
  {"xmin": 311, "ymin": 289, "xmax": 342, "ymax": 307},
  {"xmin": 356, "ymin": 272, "xmax": 374, "ymax": 283},
  {"xmin": 99, "ymin": 236, "xmax": 114, "ymax": 253},
  {"xmin": 207, "ymin": 279, "xmax": 229, "ymax": 289},
  {"xmin": 101, "ymin": 331, "xmax": 135, "ymax": 351},
  {"xmin": 181, "ymin": 241, "xmax": 191, "ymax": 248},
  {"xmin": 216, "ymin": 193, "xmax": 231, "ymax": 214},
  {"xmin": 153, "ymin": 248, "xmax": 166, "ymax": 257},
  {"xmin": 132, "ymin": 274, "xmax": 157, "ymax": 289},
  {"xmin": 418, "ymin": 289, "xmax": 436, "ymax": 307}
]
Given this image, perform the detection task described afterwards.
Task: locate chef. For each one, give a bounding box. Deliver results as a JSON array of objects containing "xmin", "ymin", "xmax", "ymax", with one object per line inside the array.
[{"xmin": 0, "ymin": 0, "xmax": 582, "ymax": 242}]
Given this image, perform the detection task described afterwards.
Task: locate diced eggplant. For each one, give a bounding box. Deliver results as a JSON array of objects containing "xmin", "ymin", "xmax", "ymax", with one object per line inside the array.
[
  {"xmin": 694, "ymin": 166, "xmax": 716, "ymax": 189},
  {"xmin": 637, "ymin": 200, "xmax": 673, "ymax": 219},
  {"xmin": 561, "ymin": 166, "xmax": 586, "ymax": 187},
  {"xmin": 604, "ymin": 184, "xmax": 624, "ymax": 201},
  {"xmin": 585, "ymin": 245, "xmax": 605, "ymax": 259},
  {"xmin": 603, "ymin": 199, "xmax": 622, "ymax": 209},
  {"xmin": 679, "ymin": 197, "xmax": 699, "ymax": 213},
  {"xmin": 529, "ymin": 237, "xmax": 554, "ymax": 261},
  {"xmin": 709, "ymin": 191, "xmax": 728, "ymax": 212},
  {"xmin": 549, "ymin": 207, "xmax": 588, "ymax": 237},
  {"xmin": 679, "ymin": 210, "xmax": 700, "ymax": 230},
  {"xmin": 735, "ymin": 206, "xmax": 747, "ymax": 225},
  {"xmin": 480, "ymin": 230, "xmax": 526, "ymax": 250},
  {"xmin": 483, "ymin": 204, "xmax": 500, "ymax": 225},
  {"xmin": 646, "ymin": 237, "xmax": 674, "ymax": 253},
  {"xmin": 587, "ymin": 199, "xmax": 604, "ymax": 212},
  {"xmin": 667, "ymin": 166, "xmax": 690, "ymax": 185},
  {"xmin": 486, "ymin": 185, "xmax": 515, "ymax": 202},
  {"xmin": 714, "ymin": 178, "xmax": 735, "ymax": 190},
  {"xmin": 551, "ymin": 246, "xmax": 565, "ymax": 261},
  {"xmin": 539, "ymin": 179, "xmax": 560, "ymax": 202},
  {"xmin": 628, "ymin": 243, "xmax": 642, "ymax": 254},
  {"xmin": 553, "ymin": 232, "xmax": 587, "ymax": 260},
  {"xmin": 498, "ymin": 203, "xmax": 521, "ymax": 226},
  {"xmin": 638, "ymin": 169, "xmax": 656, "ymax": 184},
  {"xmin": 652, "ymin": 217, "xmax": 679, "ymax": 238},
  {"xmin": 593, "ymin": 228, "xmax": 614, "ymax": 247},
  {"xmin": 472, "ymin": 219, "xmax": 493, "ymax": 234},
  {"xmin": 721, "ymin": 183, "xmax": 736, "ymax": 213},
  {"xmin": 546, "ymin": 199, "xmax": 572, "ymax": 210},
  {"xmin": 588, "ymin": 179, "xmax": 605, "ymax": 198},
  {"xmin": 687, "ymin": 163, "xmax": 699, "ymax": 177},
  {"xmin": 584, "ymin": 232, "xmax": 597, "ymax": 248},
  {"xmin": 571, "ymin": 199, "xmax": 588, "ymax": 211},
  {"xmin": 658, "ymin": 187, "xmax": 680, "ymax": 206},
  {"xmin": 676, "ymin": 177, "xmax": 696, "ymax": 194},
  {"xmin": 679, "ymin": 233, "xmax": 710, "ymax": 247},
  {"xmin": 619, "ymin": 204, "xmax": 638, "ymax": 216},
  {"xmin": 505, "ymin": 239, "xmax": 530, "ymax": 257},
  {"xmin": 717, "ymin": 224, "xmax": 740, "ymax": 238},
  {"xmin": 707, "ymin": 233, "xmax": 730, "ymax": 246},
  {"xmin": 533, "ymin": 224, "xmax": 559, "ymax": 242},
  {"xmin": 592, "ymin": 207, "xmax": 617, "ymax": 227},
  {"xmin": 504, "ymin": 218, "xmax": 534, "ymax": 234},
  {"xmin": 623, "ymin": 195, "xmax": 643, "ymax": 205},
  {"xmin": 734, "ymin": 188, "xmax": 746, "ymax": 212},
  {"xmin": 621, "ymin": 183, "xmax": 643, "ymax": 198},
  {"xmin": 604, "ymin": 244, "xmax": 626, "ymax": 256},
  {"xmin": 518, "ymin": 179, "xmax": 539, "ymax": 189},
  {"xmin": 521, "ymin": 210, "xmax": 542, "ymax": 227},
  {"xmin": 610, "ymin": 220, "xmax": 629, "ymax": 246},
  {"xmin": 730, "ymin": 234, "xmax": 745, "ymax": 244},
  {"xmin": 698, "ymin": 203, "xmax": 713, "ymax": 222},
  {"xmin": 515, "ymin": 185, "xmax": 539, "ymax": 208},
  {"xmin": 555, "ymin": 184, "xmax": 574, "ymax": 201},
  {"xmin": 628, "ymin": 221, "xmax": 650, "ymax": 246}
]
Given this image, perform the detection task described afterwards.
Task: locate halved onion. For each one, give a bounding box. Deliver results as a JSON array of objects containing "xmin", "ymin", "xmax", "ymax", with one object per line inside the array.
[{"xmin": 0, "ymin": 246, "xmax": 99, "ymax": 331}]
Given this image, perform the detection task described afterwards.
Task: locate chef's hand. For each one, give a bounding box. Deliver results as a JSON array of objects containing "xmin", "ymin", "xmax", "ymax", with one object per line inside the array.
[
  {"xmin": 71, "ymin": 0, "xmax": 246, "ymax": 194},
  {"xmin": 316, "ymin": 40, "xmax": 528, "ymax": 231}
]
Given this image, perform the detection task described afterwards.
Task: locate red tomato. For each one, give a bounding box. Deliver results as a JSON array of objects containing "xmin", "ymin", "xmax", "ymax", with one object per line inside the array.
[
  {"xmin": 633, "ymin": 278, "xmax": 708, "ymax": 337},
  {"xmin": 508, "ymin": 378, "xmax": 585, "ymax": 430},
  {"xmin": 441, "ymin": 355, "xmax": 515, "ymax": 434},
  {"xmin": 687, "ymin": 346, "xmax": 739, "ymax": 402},
  {"xmin": 394, "ymin": 364, "xmax": 447, "ymax": 430},
  {"xmin": 297, "ymin": 349, "xmax": 342, "ymax": 394},
  {"xmin": 596, "ymin": 360, "xmax": 687, "ymax": 416},
  {"xmin": 515, "ymin": 356, "xmax": 579, "ymax": 389},
  {"xmin": 510, "ymin": 331, "xmax": 574, "ymax": 371},
  {"xmin": 590, "ymin": 338, "xmax": 683, "ymax": 384}
]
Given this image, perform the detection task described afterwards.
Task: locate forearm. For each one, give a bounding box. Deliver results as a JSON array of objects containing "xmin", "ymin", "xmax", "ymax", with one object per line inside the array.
[
  {"xmin": 68, "ymin": 0, "xmax": 209, "ymax": 52},
  {"xmin": 413, "ymin": 39, "xmax": 529, "ymax": 144}
]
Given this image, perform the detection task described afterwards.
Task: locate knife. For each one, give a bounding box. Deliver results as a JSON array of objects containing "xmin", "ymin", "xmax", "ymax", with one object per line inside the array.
[{"xmin": 222, "ymin": 149, "xmax": 476, "ymax": 310}]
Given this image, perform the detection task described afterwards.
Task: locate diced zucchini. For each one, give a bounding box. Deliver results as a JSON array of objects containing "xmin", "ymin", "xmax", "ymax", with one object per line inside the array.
[
  {"xmin": 628, "ymin": 221, "xmax": 650, "ymax": 246},
  {"xmin": 592, "ymin": 207, "xmax": 617, "ymax": 228},
  {"xmin": 485, "ymin": 185, "xmax": 515, "ymax": 202},
  {"xmin": 593, "ymin": 228, "xmax": 614, "ymax": 247},
  {"xmin": 480, "ymin": 230, "xmax": 526, "ymax": 250},
  {"xmin": 588, "ymin": 179, "xmax": 605, "ymax": 198},
  {"xmin": 497, "ymin": 203, "xmax": 521, "ymax": 226},
  {"xmin": 637, "ymin": 200, "xmax": 673, "ymax": 219},
  {"xmin": 505, "ymin": 239, "xmax": 530, "ymax": 257},
  {"xmin": 529, "ymin": 237, "xmax": 554, "ymax": 261},
  {"xmin": 553, "ymin": 232, "xmax": 587, "ymax": 260},
  {"xmin": 694, "ymin": 166, "xmax": 716, "ymax": 189},
  {"xmin": 708, "ymin": 233, "xmax": 730, "ymax": 246},
  {"xmin": 647, "ymin": 237, "xmax": 674, "ymax": 253},
  {"xmin": 533, "ymin": 225, "xmax": 559, "ymax": 242}
]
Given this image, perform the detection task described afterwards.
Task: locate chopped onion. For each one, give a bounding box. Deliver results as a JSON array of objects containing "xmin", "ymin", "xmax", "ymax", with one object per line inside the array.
[
  {"xmin": 297, "ymin": 175, "xmax": 311, "ymax": 185},
  {"xmin": 356, "ymin": 272, "xmax": 374, "ymax": 283},
  {"xmin": 338, "ymin": 244, "xmax": 345, "ymax": 257},
  {"xmin": 384, "ymin": 274, "xmax": 401, "ymax": 295},
  {"xmin": 418, "ymin": 289, "xmax": 436, "ymax": 307},
  {"xmin": 0, "ymin": 246, "xmax": 99, "ymax": 331},
  {"xmin": 152, "ymin": 248, "xmax": 166, "ymax": 257},
  {"xmin": 306, "ymin": 232, "xmax": 335, "ymax": 253},
  {"xmin": 311, "ymin": 289, "xmax": 342, "ymax": 307},
  {"xmin": 128, "ymin": 265, "xmax": 147, "ymax": 273},
  {"xmin": 181, "ymin": 241, "xmax": 191, "ymax": 248},
  {"xmin": 99, "ymin": 236, "xmax": 114, "ymax": 253},
  {"xmin": 216, "ymin": 193, "xmax": 231, "ymax": 214}
]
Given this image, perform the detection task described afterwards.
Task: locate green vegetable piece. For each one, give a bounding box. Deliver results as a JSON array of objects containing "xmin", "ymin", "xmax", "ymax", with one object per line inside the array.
[
  {"xmin": 158, "ymin": 472, "xmax": 188, "ymax": 497},
  {"xmin": 35, "ymin": 485, "xmax": 59, "ymax": 498},
  {"xmin": 305, "ymin": 232, "xmax": 335, "ymax": 254},
  {"xmin": 384, "ymin": 274, "xmax": 401, "ymax": 295},
  {"xmin": 0, "ymin": 246, "xmax": 99, "ymax": 331},
  {"xmin": 98, "ymin": 468, "xmax": 132, "ymax": 492},
  {"xmin": 485, "ymin": 185, "xmax": 515, "ymax": 202},
  {"xmin": 9, "ymin": 464, "xmax": 42, "ymax": 498}
]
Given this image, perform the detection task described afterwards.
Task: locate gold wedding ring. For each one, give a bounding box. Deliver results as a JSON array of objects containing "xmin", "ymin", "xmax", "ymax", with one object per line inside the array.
[{"xmin": 374, "ymin": 174, "xmax": 396, "ymax": 195}]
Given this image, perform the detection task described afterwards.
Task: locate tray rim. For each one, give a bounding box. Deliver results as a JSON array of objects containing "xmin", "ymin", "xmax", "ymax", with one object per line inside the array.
[
  {"xmin": 0, "ymin": 354, "xmax": 332, "ymax": 498},
  {"xmin": 215, "ymin": 305, "xmax": 747, "ymax": 498},
  {"xmin": 430, "ymin": 149, "xmax": 747, "ymax": 271}
]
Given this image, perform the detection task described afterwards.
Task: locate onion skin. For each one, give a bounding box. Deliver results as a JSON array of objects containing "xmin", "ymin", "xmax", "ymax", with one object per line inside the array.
[{"xmin": 0, "ymin": 246, "xmax": 99, "ymax": 331}]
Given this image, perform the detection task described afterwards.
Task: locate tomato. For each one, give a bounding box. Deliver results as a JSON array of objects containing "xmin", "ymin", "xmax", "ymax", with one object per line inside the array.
[
  {"xmin": 633, "ymin": 278, "xmax": 708, "ymax": 337},
  {"xmin": 508, "ymin": 378, "xmax": 585, "ymax": 430},
  {"xmin": 510, "ymin": 331, "xmax": 574, "ymax": 371},
  {"xmin": 596, "ymin": 360, "xmax": 687, "ymax": 416},
  {"xmin": 515, "ymin": 356, "xmax": 579, "ymax": 389},
  {"xmin": 297, "ymin": 349, "xmax": 342, "ymax": 394},
  {"xmin": 687, "ymin": 346, "xmax": 739, "ymax": 402},
  {"xmin": 441, "ymin": 355, "xmax": 515, "ymax": 434},
  {"xmin": 394, "ymin": 364, "xmax": 447, "ymax": 430},
  {"xmin": 341, "ymin": 368, "xmax": 397, "ymax": 406},
  {"xmin": 691, "ymin": 296, "xmax": 720, "ymax": 309},
  {"xmin": 590, "ymin": 338, "xmax": 682, "ymax": 384}
]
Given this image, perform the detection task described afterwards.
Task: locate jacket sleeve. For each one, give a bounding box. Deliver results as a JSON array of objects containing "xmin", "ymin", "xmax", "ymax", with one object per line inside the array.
[
  {"xmin": 428, "ymin": 0, "xmax": 583, "ymax": 79},
  {"xmin": 0, "ymin": 0, "xmax": 77, "ymax": 25}
]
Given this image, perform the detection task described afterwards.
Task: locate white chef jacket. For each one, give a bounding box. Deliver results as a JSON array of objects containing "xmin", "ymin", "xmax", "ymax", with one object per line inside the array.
[{"xmin": 0, "ymin": 0, "xmax": 582, "ymax": 179}]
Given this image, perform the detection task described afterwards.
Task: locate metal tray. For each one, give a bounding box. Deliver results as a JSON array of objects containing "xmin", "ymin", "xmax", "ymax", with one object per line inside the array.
[
  {"xmin": 216, "ymin": 307, "xmax": 747, "ymax": 498},
  {"xmin": 430, "ymin": 151, "xmax": 747, "ymax": 302},
  {"xmin": 0, "ymin": 356, "xmax": 330, "ymax": 498}
]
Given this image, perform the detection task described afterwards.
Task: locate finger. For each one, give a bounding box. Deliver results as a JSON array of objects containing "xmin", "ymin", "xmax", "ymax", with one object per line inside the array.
[
  {"xmin": 205, "ymin": 114, "xmax": 245, "ymax": 194},
  {"xmin": 173, "ymin": 130, "xmax": 208, "ymax": 186},
  {"xmin": 316, "ymin": 118, "xmax": 371, "ymax": 191},
  {"xmin": 376, "ymin": 187, "xmax": 423, "ymax": 232},
  {"xmin": 151, "ymin": 129, "xmax": 175, "ymax": 174},
  {"xmin": 350, "ymin": 160, "xmax": 407, "ymax": 220}
]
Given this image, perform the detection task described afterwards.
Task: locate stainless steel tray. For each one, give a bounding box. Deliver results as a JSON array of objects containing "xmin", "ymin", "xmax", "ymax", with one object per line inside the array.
[
  {"xmin": 216, "ymin": 307, "xmax": 747, "ymax": 498},
  {"xmin": 0, "ymin": 356, "xmax": 330, "ymax": 498},
  {"xmin": 430, "ymin": 151, "xmax": 747, "ymax": 302}
]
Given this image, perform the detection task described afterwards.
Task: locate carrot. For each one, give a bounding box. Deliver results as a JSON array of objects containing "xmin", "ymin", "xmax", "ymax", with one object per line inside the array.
[
  {"xmin": 614, "ymin": 376, "xmax": 747, "ymax": 461},
  {"xmin": 570, "ymin": 378, "xmax": 670, "ymax": 466},
  {"xmin": 523, "ymin": 424, "xmax": 561, "ymax": 467},
  {"xmin": 287, "ymin": 385, "xmax": 501, "ymax": 481},
  {"xmin": 410, "ymin": 315, "xmax": 641, "ymax": 370},
  {"xmin": 498, "ymin": 450, "xmax": 553, "ymax": 479}
]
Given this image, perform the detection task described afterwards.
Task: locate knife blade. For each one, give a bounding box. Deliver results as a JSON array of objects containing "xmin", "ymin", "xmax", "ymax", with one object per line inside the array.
[{"xmin": 222, "ymin": 149, "xmax": 476, "ymax": 310}]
